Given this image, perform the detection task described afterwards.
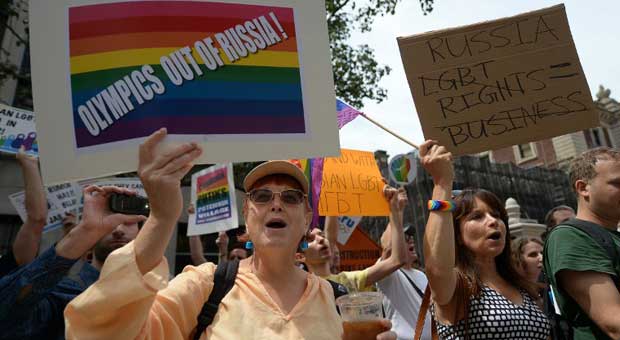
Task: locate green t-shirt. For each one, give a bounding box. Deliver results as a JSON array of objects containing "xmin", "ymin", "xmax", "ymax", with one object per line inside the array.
[{"xmin": 544, "ymin": 224, "xmax": 620, "ymax": 340}]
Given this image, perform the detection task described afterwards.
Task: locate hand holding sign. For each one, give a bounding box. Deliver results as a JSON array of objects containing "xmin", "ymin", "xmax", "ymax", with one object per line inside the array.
[
  {"xmin": 138, "ymin": 128, "xmax": 202, "ymax": 224},
  {"xmin": 419, "ymin": 140, "xmax": 454, "ymax": 187}
]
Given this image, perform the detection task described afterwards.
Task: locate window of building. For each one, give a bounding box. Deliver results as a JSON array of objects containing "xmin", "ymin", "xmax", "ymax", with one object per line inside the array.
[
  {"xmin": 587, "ymin": 127, "xmax": 611, "ymax": 148},
  {"xmin": 513, "ymin": 143, "xmax": 537, "ymax": 164}
]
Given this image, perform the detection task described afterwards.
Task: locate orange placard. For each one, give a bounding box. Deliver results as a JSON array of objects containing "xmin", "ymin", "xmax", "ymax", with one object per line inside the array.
[
  {"xmin": 318, "ymin": 149, "xmax": 389, "ymax": 216},
  {"xmin": 338, "ymin": 227, "xmax": 382, "ymax": 272}
]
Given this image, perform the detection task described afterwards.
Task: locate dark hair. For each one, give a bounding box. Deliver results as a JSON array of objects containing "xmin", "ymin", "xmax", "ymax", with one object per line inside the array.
[
  {"xmin": 452, "ymin": 189, "xmax": 539, "ymax": 300},
  {"xmin": 569, "ymin": 147, "xmax": 620, "ymax": 195},
  {"xmin": 543, "ymin": 205, "xmax": 574, "ymax": 229}
]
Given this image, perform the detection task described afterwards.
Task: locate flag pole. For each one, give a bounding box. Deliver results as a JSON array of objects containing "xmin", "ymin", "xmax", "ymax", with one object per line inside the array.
[{"xmin": 359, "ymin": 112, "xmax": 419, "ymax": 149}]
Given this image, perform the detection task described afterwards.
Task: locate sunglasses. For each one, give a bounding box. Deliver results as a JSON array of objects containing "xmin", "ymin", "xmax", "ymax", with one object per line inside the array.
[{"xmin": 247, "ymin": 188, "xmax": 306, "ymax": 205}]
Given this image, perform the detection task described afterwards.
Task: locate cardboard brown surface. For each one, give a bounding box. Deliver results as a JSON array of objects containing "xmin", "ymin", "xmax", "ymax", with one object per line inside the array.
[{"xmin": 398, "ymin": 4, "xmax": 598, "ymax": 155}]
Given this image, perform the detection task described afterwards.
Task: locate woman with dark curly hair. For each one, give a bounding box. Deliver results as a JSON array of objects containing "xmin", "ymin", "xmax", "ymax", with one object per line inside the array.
[{"xmin": 419, "ymin": 140, "xmax": 550, "ymax": 340}]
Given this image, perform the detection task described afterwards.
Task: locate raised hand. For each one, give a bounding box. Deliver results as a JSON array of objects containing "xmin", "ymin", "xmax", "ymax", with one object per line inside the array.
[
  {"xmin": 135, "ymin": 128, "xmax": 203, "ymax": 274},
  {"xmin": 419, "ymin": 139, "xmax": 454, "ymax": 187},
  {"xmin": 138, "ymin": 128, "xmax": 202, "ymax": 224},
  {"xmin": 16, "ymin": 145, "xmax": 38, "ymax": 167},
  {"xmin": 56, "ymin": 186, "xmax": 147, "ymax": 260}
]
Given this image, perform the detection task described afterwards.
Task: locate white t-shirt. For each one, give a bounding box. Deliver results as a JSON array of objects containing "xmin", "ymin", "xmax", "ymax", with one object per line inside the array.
[{"xmin": 377, "ymin": 268, "xmax": 432, "ymax": 340}]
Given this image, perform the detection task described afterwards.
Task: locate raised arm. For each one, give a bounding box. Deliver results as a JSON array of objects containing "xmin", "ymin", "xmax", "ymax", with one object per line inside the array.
[
  {"xmin": 420, "ymin": 140, "xmax": 458, "ymax": 306},
  {"xmin": 364, "ymin": 187, "xmax": 408, "ymax": 286},
  {"xmin": 134, "ymin": 128, "xmax": 202, "ymax": 274},
  {"xmin": 12, "ymin": 147, "xmax": 47, "ymax": 266},
  {"xmin": 325, "ymin": 215, "xmax": 339, "ymax": 253}
]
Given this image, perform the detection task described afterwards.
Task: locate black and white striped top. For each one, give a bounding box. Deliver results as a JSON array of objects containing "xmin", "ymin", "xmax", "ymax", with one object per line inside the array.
[{"xmin": 434, "ymin": 285, "xmax": 551, "ymax": 340}]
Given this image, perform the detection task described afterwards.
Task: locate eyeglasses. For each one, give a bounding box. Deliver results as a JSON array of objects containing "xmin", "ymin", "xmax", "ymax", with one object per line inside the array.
[{"xmin": 247, "ymin": 188, "xmax": 306, "ymax": 205}]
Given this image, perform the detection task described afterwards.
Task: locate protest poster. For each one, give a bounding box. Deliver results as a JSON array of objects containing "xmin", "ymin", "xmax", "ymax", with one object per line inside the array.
[
  {"xmin": 30, "ymin": 0, "xmax": 339, "ymax": 184},
  {"xmin": 188, "ymin": 164, "xmax": 238, "ymax": 236},
  {"xmin": 338, "ymin": 227, "xmax": 381, "ymax": 272},
  {"xmin": 9, "ymin": 181, "xmax": 79, "ymax": 232},
  {"xmin": 0, "ymin": 103, "xmax": 37, "ymax": 156},
  {"xmin": 77, "ymin": 177, "xmax": 146, "ymax": 197},
  {"xmin": 388, "ymin": 151, "xmax": 418, "ymax": 186},
  {"xmin": 337, "ymin": 215, "xmax": 362, "ymax": 245},
  {"xmin": 319, "ymin": 149, "xmax": 389, "ymax": 216},
  {"xmin": 398, "ymin": 4, "xmax": 598, "ymax": 156}
]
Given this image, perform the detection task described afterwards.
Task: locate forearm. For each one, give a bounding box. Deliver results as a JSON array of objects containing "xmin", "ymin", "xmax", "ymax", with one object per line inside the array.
[
  {"xmin": 325, "ymin": 215, "xmax": 339, "ymax": 249},
  {"xmin": 21, "ymin": 164, "xmax": 47, "ymax": 224},
  {"xmin": 387, "ymin": 208, "xmax": 406, "ymax": 267},
  {"xmin": 423, "ymin": 183, "xmax": 456, "ymax": 299},
  {"xmin": 134, "ymin": 216, "xmax": 178, "ymax": 274},
  {"xmin": 12, "ymin": 222, "xmax": 44, "ymax": 266},
  {"xmin": 189, "ymin": 235, "xmax": 207, "ymax": 265}
]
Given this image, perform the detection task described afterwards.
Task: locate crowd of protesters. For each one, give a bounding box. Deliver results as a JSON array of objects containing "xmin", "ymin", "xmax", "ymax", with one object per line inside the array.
[{"xmin": 0, "ymin": 131, "xmax": 619, "ymax": 340}]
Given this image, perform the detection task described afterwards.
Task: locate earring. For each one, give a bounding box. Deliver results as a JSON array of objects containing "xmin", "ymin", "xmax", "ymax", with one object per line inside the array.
[
  {"xmin": 300, "ymin": 240, "xmax": 308, "ymax": 250},
  {"xmin": 245, "ymin": 241, "xmax": 254, "ymax": 250}
]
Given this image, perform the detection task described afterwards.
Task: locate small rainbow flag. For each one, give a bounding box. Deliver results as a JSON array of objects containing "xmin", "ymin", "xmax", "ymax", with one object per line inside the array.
[{"xmin": 68, "ymin": 1, "xmax": 304, "ymax": 149}]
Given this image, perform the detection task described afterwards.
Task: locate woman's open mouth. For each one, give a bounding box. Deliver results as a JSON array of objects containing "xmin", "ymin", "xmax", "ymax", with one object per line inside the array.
[
  {"xmin": 266, "ymin": 219, "xmax": 287, "ymax": 229},
  {"xmin": 487, "ymin": 231, "xmax": 502, "ymax": 241}
]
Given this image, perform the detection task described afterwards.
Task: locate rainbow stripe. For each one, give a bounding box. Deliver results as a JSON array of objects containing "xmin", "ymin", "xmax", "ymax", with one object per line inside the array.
[
  {"xmin": 427, "ymin": 200, "xmax": 456, "ymax": 212},
  {"xmin": 69, "ymin": 1, "xmax": 304, "ymax": 148}
]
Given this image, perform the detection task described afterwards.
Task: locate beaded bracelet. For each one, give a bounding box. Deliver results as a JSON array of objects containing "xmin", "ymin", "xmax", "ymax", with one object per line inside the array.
[{"xmin": 428, "ymin": 200, "xmax": 456, "ymax": 212}]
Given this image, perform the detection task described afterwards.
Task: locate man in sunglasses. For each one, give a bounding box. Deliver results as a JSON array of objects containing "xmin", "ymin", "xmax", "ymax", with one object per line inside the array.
[{"xmin": 65, "ymin": 128, "xmax": 397, "ymax": 340}]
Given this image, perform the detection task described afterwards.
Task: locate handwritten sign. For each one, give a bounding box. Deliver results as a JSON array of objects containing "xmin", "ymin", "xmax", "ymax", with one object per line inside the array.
[
  {"xmin": 339, "ymin": 227, "xmax": 381, "ymax": 272},
  {"xmin": 337, "ymin": 215, "xmax": 362, "ymax": 245},
  {"xmin": 9, "ymin": 181, "xmax": 80, "ymax": 232},
  {"xmin": 188, "ymin": 164, "xmax": 238, "ymax": 236},
  {"xmin": 397, "ymin": 4, "xmax": 598, "ymax": 155},
  {"xmin": 0, "ymin": 104, "xmax": 37, "ymax": 156},
  {"xmin": 388, "ymin": 151, "xmax": 418, "ymax": 185},
  {"xmin": 30, "ymin": 0, "xmax": 338, "ymax": 184},
  {"xmin": 319, "ymin": 149, "xmax": 389, "ymax": 216}
]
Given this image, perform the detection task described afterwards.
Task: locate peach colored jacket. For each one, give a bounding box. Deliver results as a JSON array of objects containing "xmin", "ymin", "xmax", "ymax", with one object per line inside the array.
[{"xmin": 65, "ymin": 242, "xmax": 343, "ymax": 340}]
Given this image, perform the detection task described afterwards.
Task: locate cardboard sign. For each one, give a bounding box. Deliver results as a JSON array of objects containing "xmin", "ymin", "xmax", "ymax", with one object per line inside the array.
[
  {"xmin": 0, "ymin": 104, "xmax": 38, "ymax": 156},
  {"xmin": 319, "ymin": 149, "xmax": 389, "ymax": 216},
  {"xmin": 398, "ymin": 4, "xmax": 598, "ymax": 155},
  {"xmin": 338, "ymin": 227, "xmax": 381, "ymax": 272},
  {"xmin": 388, "ymin": 151, "xmax": 418, "ymax": 185},
  {"xmin": 30, "ymin": 0, "xmax": 338, "ymax": 184},
  {"xmin": 188, "ymin": 164, "xmax": 238, "ymax": 236},
  {"xmin": 337, "ymin": 215, "xmax": 362, "ymax": 245}
]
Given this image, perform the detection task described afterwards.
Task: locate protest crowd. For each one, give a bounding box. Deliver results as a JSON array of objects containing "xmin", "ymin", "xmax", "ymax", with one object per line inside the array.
[{"xmin": 2, "ymin": 1, "xmax": 620, "ymax": 340}]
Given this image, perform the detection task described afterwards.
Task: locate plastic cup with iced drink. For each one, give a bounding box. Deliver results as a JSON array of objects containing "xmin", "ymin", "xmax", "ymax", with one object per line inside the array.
[{"xmin": 336, "ymin": 292, "xmax": 389, "ymax": 340}]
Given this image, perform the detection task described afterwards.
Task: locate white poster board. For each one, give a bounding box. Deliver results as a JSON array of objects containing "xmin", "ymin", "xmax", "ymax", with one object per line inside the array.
[
  {"xmin": 337, "ymin": 215, "xmax": 362, "ymax": 245},
  {"xmin": 0, "ymin": 104, "xmax": 38, "ymax": 156},
  {"xmin": 188, "ymin": 164, "xmax": 238, "ymax": 236},
  {"xmin": 30, "ymin": 0, "xmax": 339, "ymax": 184}
]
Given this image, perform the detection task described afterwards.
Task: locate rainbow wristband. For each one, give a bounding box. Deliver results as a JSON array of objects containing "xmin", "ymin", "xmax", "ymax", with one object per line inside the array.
[{"xmin": 428, "ymin": 200, "xmax": 456, "ymax": 212}]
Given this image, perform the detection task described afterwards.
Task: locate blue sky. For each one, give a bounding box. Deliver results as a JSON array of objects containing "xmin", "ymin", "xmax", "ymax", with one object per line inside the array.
[{"xmin": 339, "ymin": 0, "xmax": 620, "ymax": 159}]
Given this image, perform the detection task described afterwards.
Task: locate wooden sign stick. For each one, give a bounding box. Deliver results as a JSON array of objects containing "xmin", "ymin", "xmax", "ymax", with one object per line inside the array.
[{"xmin": 359, "ymin": 112, "xmax": 419, "ymax": 149}]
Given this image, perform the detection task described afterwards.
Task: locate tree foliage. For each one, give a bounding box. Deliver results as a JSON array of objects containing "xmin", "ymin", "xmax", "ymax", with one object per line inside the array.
[{"xmin": 327, "ymin": 0, "xmax": 434, "ymax": 108}]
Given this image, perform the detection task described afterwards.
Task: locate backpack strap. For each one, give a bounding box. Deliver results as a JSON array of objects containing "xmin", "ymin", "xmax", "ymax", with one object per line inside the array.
[
  {"xmin": 414, "ymin": 285, "xmax": 438, "ymax": 340},
  {"xmin": 556, "ymin": 218, "xmax": 620, "ymax": 285},
  {"xmin": 191, "ymin": 260, "xmax": 239, "ymax": 340},
  {"xmin": 400, "ymin": 269, "xmax": 425, "ymax": 299},
  {"xmin": 327, "ymin": 279, "xmax": 349, "ymax": 300}
]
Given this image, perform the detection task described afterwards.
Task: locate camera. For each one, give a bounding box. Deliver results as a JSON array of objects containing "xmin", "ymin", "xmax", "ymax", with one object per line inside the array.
[{"xmin": 108, "ymin": 193, "xmax": 150, "ymax": 216}]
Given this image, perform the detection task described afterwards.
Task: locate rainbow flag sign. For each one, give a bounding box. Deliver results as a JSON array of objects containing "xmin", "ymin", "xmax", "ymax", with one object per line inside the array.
[
  {"xmin": 388, "ymin": 151, "xmax": 419, "ymax": 185},
  {"xmin": 30, "ymin": 0, "xmax": 338, "ymax": 184},
  {"xmin": 188, "ymin": 163, "xmax": 238, "ymax": 236},
  {"xmin": 68, "ymin": 1, "xmax": 304, "ymax": 148}
]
